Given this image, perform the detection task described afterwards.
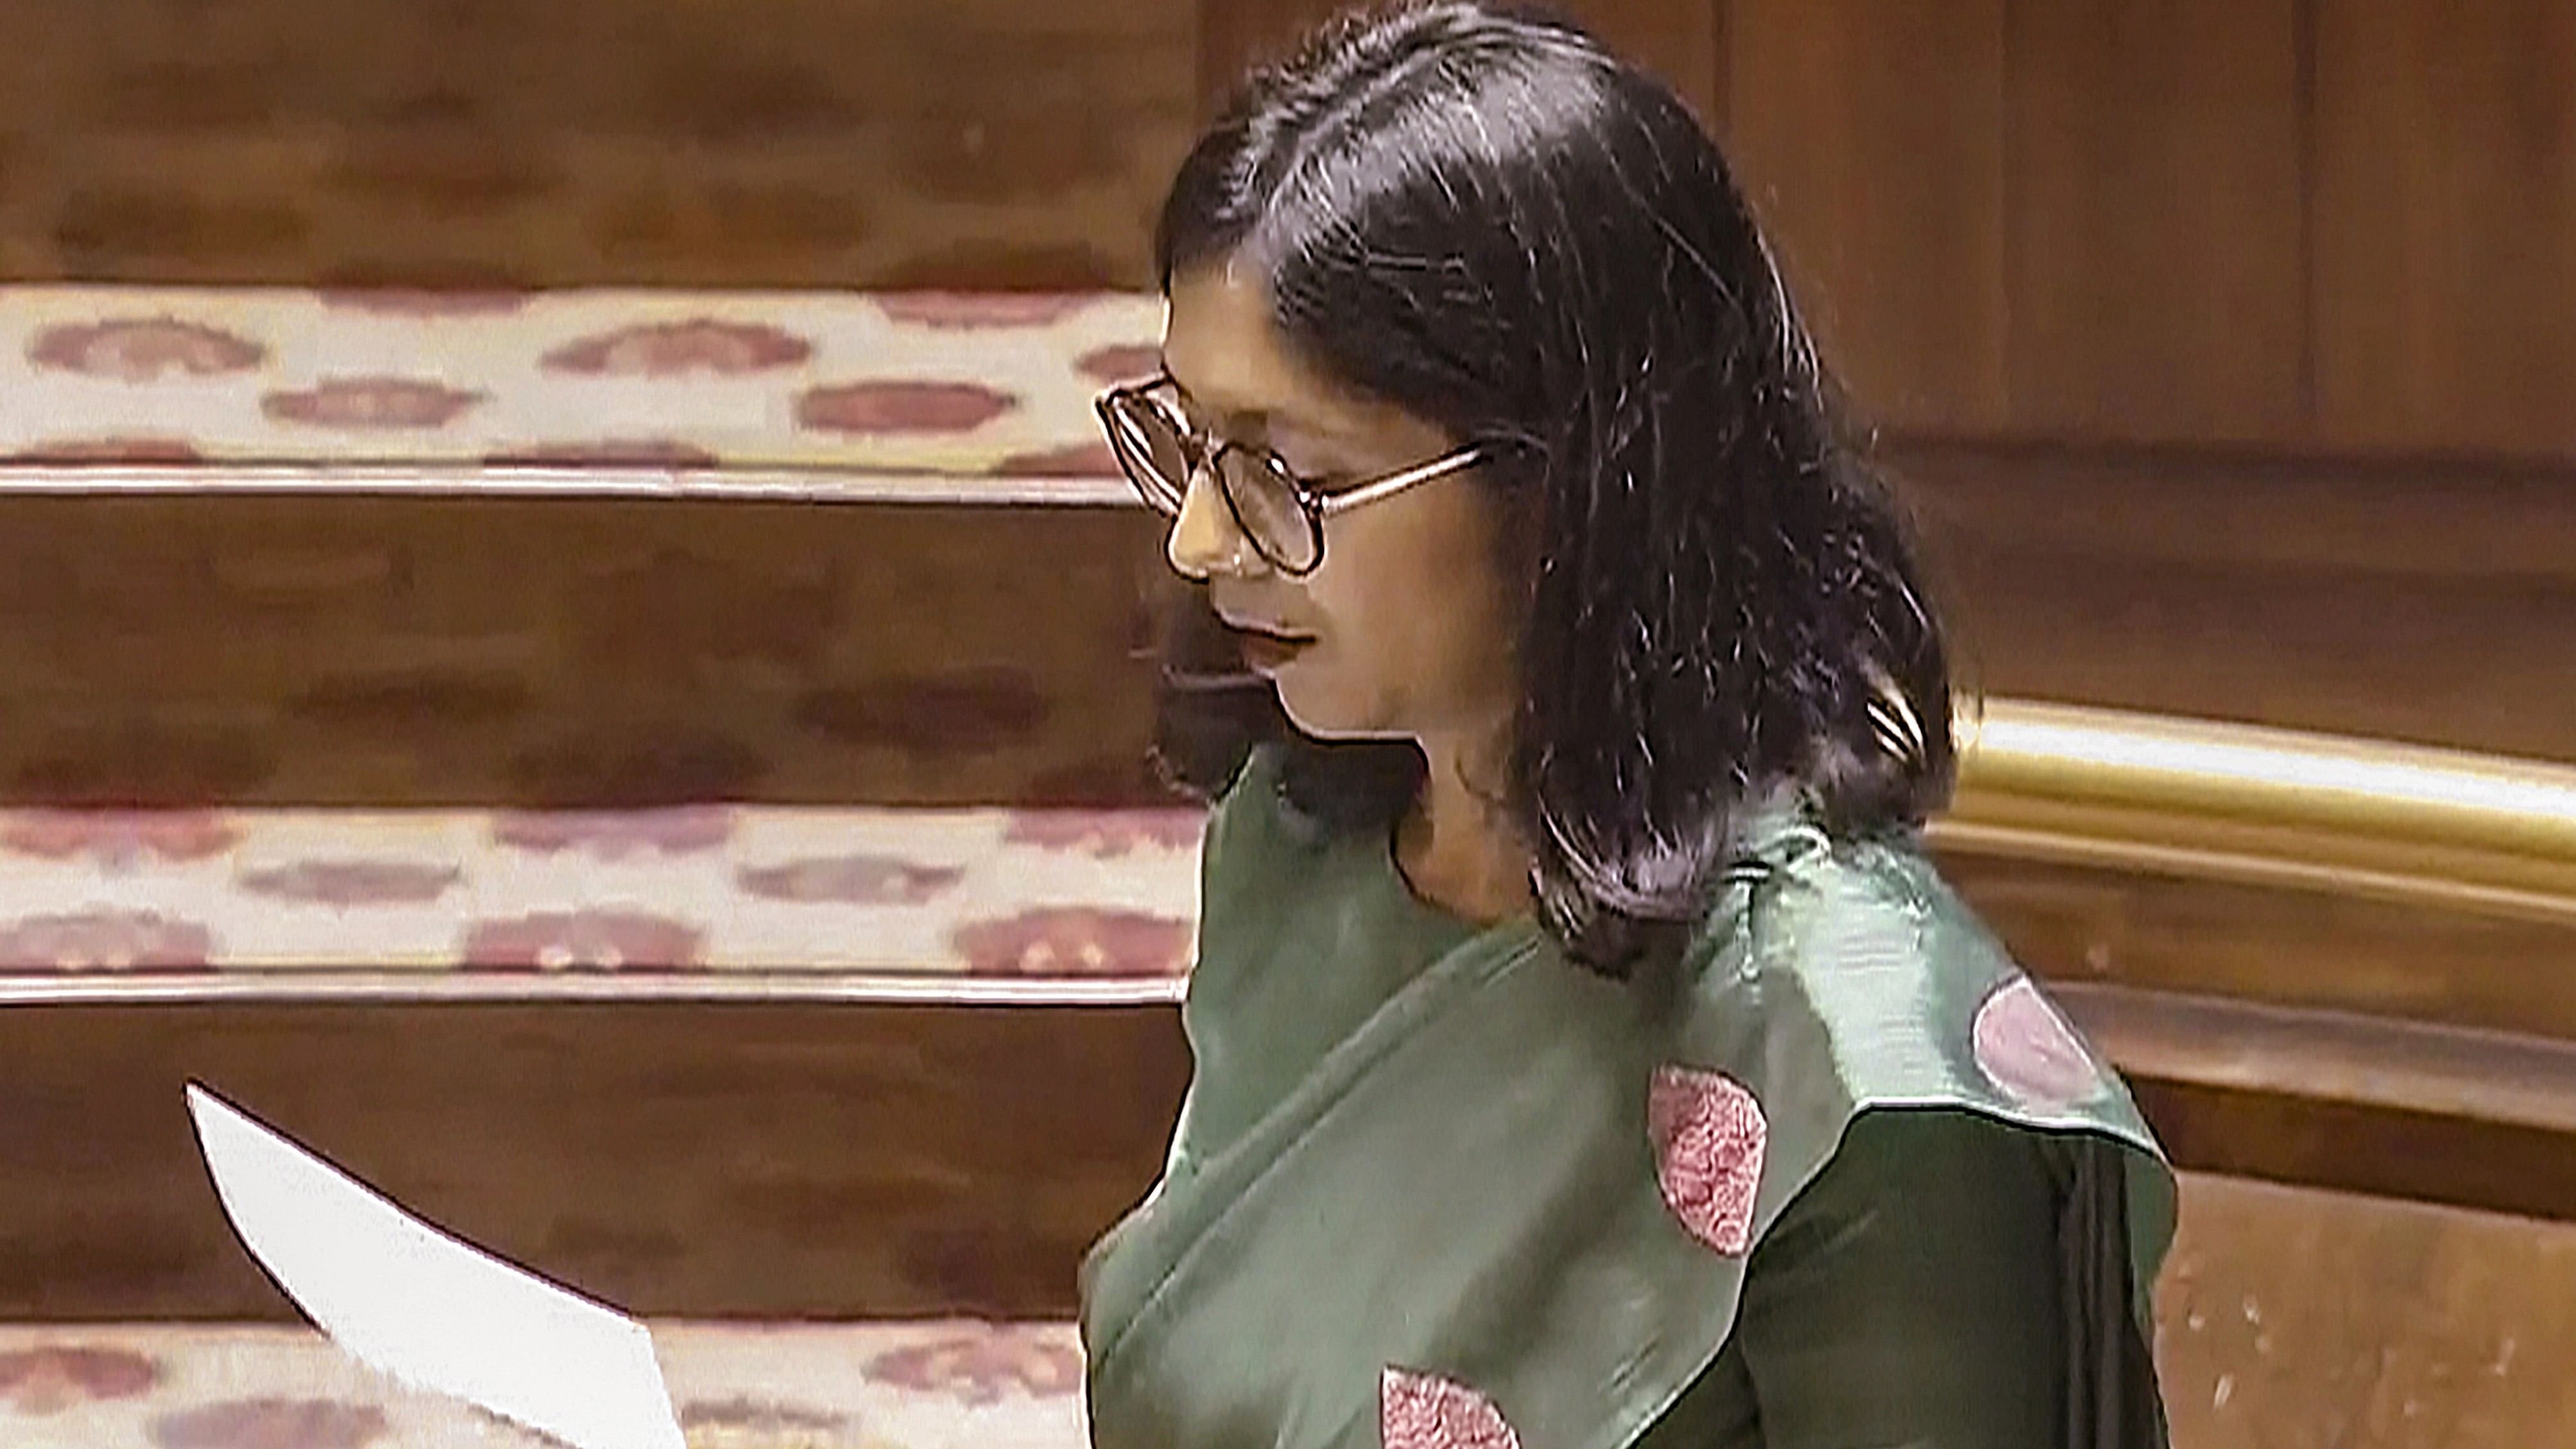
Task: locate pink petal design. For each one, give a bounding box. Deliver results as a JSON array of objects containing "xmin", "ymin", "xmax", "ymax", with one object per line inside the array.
[
  {"xmin": 461, "ymin": 910, "xmax": 705, "ymax": 971},
  {"xmin": 492, "ymin": 807, "xmax": 737, "ymax": 859},
  {"xmin": 0, "ymin": 910, "xmax": 217, "ymax": 971},
  {"xmin": 1074, "ymin": 341, "xmax": 1163, "ymax": 386},
  {"xmin": 0, "ymin": 810, "xmax": 243, "ymax": 864},
  {"xmin": 27, "ymin": 318, "xmax": 266, "ymax": 381},
  {"xmin": 794, "ymin": 380, "xmax": 1018, "ymax": 435},
  {"xmin": 150, "ymin": 1398, "xmax": 388, "ymax": 1449},
  {"xmin": 4, "ymin": 436, "xmax": 207, "ymax": 465},
  {"xmin": 1649, "ymin": 1064, "xmax": 1767, "ymax": 1256},
  {"xmin": 482, "ymin": 438, "xmax": 723, "ymax": 469},
  {"xmin": 737, "ymin": 855, "xmax": 966, "ymax": 905},
  {"xmin": 862, "ymin": 1324, "xmax": 1083, "ymax": 1404},
  {"xmin": 1972, "ymin": 976, "xmax": 2104, "ymax": 1111},
  {"xmin": 262, "ymin": 377, "xmax": 486, "ymax": 430},
  {"xmin": 1381, "ymin": 1369, "xmax": 1520, "ymax": 1449},
  {"xmin": 540, "ymin": 319, "xmax": 814, "ymax": 377},
  {"xmin": 875, "ymin": 293, "xmax": 1094, "ymax": 329},
  {"xmin": 1001, "ymin": 808, "xmax": 1203, "ymax": 857},
  {"xmin": 951, "ymin": 906, "xmax": 1192, "ymax": 977},
  {"xmin": 992, "ymin": 440, "xmax": 1120, "ymax": 478},
  {"xmin": 236, "ymin": 860, "xmax": 461, "ymax": 907},
  {"xmin": 0, "ymin": 1345, "xmax": 161, "ymax": 1414}
]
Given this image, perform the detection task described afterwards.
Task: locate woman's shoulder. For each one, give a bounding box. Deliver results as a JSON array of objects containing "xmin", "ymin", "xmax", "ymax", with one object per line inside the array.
[{"xmin": 1678, "ymin": 816, "xmax": 2162, "ymax": 1150}]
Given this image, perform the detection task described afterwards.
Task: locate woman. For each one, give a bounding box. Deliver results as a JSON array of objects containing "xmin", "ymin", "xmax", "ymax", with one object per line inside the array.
[{"xmin": 1078, "ymin": 4, "xmax": 2174, "ymax": 1446}]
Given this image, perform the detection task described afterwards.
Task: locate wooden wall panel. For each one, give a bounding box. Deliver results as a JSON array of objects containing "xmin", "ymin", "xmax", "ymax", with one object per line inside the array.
[
  {"xmin": 1722, "ymin": 0, "xmax": 2011, "ymax": 433},
  {"xmin": 1197, "ymin": 0, "xmax": 1720, "ymax": 124},
  {"xmin": 2314, "ymin": 0, "xmax": 2576, "ymax": 458},
  {"xmin": 0, "ymin": 495, "xmax": 1171, "ymax": 809},
  {"xmin": 0, "ymin": 999, "xmax": 1194, "ymax": 1320},
  {"xmin": 2158, "ymin": 1174, "xmax": 2576, "ymax": 1448},
  {"xmin": 1568, "ymin": 0, "xmax": 1722, "ymax": 123},
  {"xmin": 0, "ymin": 0, "xmax": 1199, "ymax": 289},
  {"xmin": 1946, "ymin": 850, "xmax": 2576, "ymax": 1042},
  {"xmin": 2000, "ymin": 0, "xmax": 2308, "ymax": 445},
  {"xmin": 1889, "ymin": 439, "xmax": 2576, "ymax": 766}
]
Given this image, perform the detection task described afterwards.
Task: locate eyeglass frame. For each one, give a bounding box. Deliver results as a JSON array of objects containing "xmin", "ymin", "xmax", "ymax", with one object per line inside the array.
[{"xmin": 1094, "ymin": 371, "xmax": 1487, "ymax": 577}]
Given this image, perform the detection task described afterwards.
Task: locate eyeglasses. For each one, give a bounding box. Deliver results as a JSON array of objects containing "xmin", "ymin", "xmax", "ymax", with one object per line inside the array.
[{"xmin": 1094, "ymin": 372, "xmax": 1484, "ymax": 576}]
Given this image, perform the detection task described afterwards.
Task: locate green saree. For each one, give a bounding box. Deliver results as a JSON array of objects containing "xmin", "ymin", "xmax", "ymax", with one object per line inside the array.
[{"xmin": 1080, "ymin": 744, "xmax": 2174, "ymax": 1448}]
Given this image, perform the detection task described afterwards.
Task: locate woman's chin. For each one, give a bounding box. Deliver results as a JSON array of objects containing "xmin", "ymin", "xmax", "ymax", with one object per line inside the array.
[{"xmin": 1276, "ymin": 683, "xmax": 1402, "ymax": 742}]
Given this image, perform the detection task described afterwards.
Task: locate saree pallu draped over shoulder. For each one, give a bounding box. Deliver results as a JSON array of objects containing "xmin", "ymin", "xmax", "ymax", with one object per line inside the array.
[{"xmin": 1080, "ymin": 746, "xmax": 2175, "ymax": 1449}]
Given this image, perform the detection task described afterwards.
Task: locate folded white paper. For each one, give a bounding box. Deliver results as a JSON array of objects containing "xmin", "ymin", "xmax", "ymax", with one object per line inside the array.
[{"xmin": 186, "ymin": 1083, "xmax": 687, "ymax": 1449}]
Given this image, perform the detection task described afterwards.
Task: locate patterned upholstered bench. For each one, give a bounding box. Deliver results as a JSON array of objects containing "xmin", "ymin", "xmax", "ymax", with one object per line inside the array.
[
  {"xmin": 0, "ymin": 1320, "xmax": 1090, "ymax": 1448},
  {"xmin": 0, "ymin": 287, "xmax": 1156, "ymax": 491},
  {"xmin": 10, "ymin": 286, "xmax": 2576, "ymax": 1449},
  {"xmin": 0, "ymin": 800, "xmax": 1200, "ymax": 997}
]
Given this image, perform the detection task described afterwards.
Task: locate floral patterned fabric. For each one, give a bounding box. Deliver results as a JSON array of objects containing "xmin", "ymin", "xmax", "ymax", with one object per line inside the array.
[
  {"xmin": 0, "ymin": 1321, "xmax": 1083, "ymax": 1448},
  {"xmin": 0, "ymin": 287, "xmax": 1161, "ymax": 491},
  {"xmin": 0, "ymin": 803, "xmax": 1202, "ymax": 984}
]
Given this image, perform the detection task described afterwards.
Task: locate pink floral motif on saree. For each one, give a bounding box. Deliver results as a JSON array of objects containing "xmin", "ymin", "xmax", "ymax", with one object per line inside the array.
[
  {"xmin": 1971, "ymin": 975, "xmax": 2102, "ymax": 1111},
  {"xmin": 1380, "ymin": 1368, "xmax": 1520, "ymax": 1449},
  {"xmin": 1648, "ymin": 1064, "xmax": 1767, "ymax": 1256}
]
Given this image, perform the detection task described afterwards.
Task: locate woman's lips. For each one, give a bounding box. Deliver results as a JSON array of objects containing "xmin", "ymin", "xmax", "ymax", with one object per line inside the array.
[{"xmin": 1228, "ymin": 626, "xmax": 1316, "ymax": 671}]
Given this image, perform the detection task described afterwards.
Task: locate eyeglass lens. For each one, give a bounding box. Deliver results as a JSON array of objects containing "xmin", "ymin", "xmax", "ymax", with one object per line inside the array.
[{"xmin": 1109, "ymin": 397, "xmax": 1319, "ymax": 572}]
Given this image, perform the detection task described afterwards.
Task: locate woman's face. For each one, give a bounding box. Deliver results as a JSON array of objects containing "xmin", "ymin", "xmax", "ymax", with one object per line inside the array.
[{"xmin": 1157, "ymin": 263, "xmax": 1521, "ymax": 748}]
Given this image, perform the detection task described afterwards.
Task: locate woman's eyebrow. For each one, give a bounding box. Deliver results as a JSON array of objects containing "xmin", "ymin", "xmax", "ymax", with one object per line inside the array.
[
  {"xmin": 1169, "ymin": 381, "xmax": 1273, "ymax": 434},
  {"xmin": 1168, "ymin": 372, "xmax": 1355, "ymax": 443}
]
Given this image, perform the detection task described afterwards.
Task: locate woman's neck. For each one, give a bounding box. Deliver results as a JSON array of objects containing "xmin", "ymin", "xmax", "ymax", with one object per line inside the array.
[{"xmin": 1398, "ymin": 731, "xmax": 1536, "ymax": 925}]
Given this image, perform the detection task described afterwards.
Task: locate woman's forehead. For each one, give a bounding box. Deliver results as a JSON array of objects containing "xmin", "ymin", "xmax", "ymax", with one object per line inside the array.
[
  {"xmin": 1164, "ymin": 281, "xmax": 1416, "ymax": 452},
  {"xmin": 1160, "ymin": 270, "xmax": 1312, "ymax": 416}
]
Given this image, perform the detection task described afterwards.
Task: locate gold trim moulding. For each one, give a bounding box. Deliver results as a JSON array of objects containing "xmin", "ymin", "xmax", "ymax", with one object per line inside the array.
[{"xmin": 1937, "ymin": 699, "xmax": 2576, "ymax": 926}]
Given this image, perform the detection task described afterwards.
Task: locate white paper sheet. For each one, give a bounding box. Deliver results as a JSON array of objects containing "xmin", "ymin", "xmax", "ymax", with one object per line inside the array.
[{"xmin": 185, "ymin": 1082, "xmax": 687, "ymax": 1449}]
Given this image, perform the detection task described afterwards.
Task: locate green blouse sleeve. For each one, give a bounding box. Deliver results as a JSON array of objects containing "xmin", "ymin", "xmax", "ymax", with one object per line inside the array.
[{"xmin": 1688, "ymin": 1106, "xmax": 2079, "ymax": 1446}]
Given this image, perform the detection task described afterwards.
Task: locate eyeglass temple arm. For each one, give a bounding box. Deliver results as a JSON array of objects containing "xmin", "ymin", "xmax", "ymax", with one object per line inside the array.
[{"xmin": 1310, "ymin": 446, "xmax": 1486, "ymax": 516}]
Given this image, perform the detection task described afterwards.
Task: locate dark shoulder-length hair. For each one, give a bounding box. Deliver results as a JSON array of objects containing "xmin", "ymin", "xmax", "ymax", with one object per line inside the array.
[{"xmin": 1144, "ymin": 0, "xmax": 1961, "ymax": 978}]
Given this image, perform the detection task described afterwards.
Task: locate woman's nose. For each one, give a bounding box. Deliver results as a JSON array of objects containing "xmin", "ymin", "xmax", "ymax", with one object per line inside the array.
[{"xmin": 1165, "ymin": 461, "xmax": 1256, "ymax": 579}]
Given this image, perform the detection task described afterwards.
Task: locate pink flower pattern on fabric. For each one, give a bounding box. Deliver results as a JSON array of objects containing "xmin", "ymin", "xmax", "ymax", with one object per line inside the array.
[
  {"xmin": 737, "ymin": 854, "xmax": 966, "ymax": 906},
  {"xmin": 540, "ymin": 320, "xmax": 813, "ymax": 377},
  {"xmin": 1972, "ymin": 975, "xmax": 2104, "ymax": 1111},
  {"xmin": 1074, "ymin": 342, "xmax": 1163, "ymax": 386},
  {"xmin": 794, "ymin": 380, "xmax": 1018, "ymax": 435},
  {"xmin": 0, "ymin": 1344, "xmax": 161, "ymax": 1413},
  {"xmin": 1648, "ymin": 1064, "xmax": 1767, "ymax": 1256},
  {"xmin": 261, "ymin": 377, "xmax": 485, "ymax": 430},
  {"xmin": 461, "ymin": 910, "xmax": 705, "ymax": 970},
  {"xmin": 862, "ymin": 1324, "xmax": 1083, "ymax": 1403},
  {"xmin": 234, "ymin": 860, "xmax": 461, "ymax": 907},
  {"xmin": 148, "ymin": 1397, "xmax": 387, "ymax": 1449},
  {"xmin": 26, "ymin": 319, "xmax": 265, "ymax": 381},
  {"xmin": 1381, "ymin": 1369, "xmax": 1520, "ymax": 1449},
  {"xmin": 0, "ymin": 810, "xmax": 243, "ymax": 866}
]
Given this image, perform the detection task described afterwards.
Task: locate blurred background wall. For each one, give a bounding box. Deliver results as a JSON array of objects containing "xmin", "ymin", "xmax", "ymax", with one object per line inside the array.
[{"xmin": 6, "ymin": 0, "xmax": 2562, "ymax": 767}]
